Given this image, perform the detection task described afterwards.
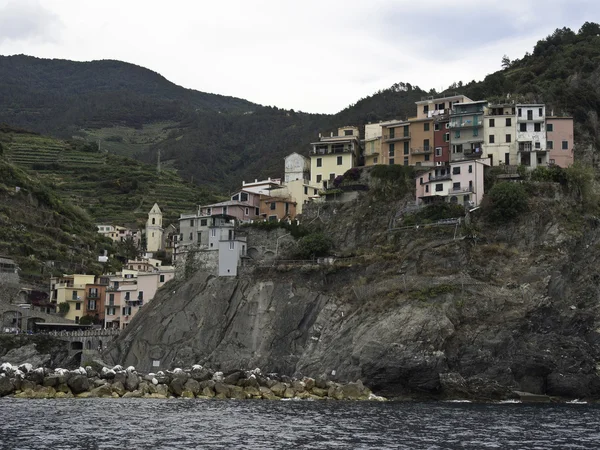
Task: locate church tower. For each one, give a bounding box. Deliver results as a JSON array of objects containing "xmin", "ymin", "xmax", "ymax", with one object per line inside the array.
[{"xmin": 145, "ymin": 203, "xmax": 163, "ymax": 253}]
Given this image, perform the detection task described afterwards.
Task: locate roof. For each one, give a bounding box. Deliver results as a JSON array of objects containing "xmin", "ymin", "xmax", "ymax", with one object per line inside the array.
[
  {"xmin": 546, "ymin": 116, "xmax": 573, "ymax": 120},
  {"xmin": 415, "ymin": 94, "xmax": 472, "ymax": 105}
]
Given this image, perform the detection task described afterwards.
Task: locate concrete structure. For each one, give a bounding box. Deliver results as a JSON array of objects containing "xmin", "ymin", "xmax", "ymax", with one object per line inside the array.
[
  {"xmin": 483, "ymin": 103, "xmax": 517, "ymax": 166},
  {"xmin": 516, "ymin": 104, "xmax": 548, "ymax": 169},
  {"xmin": 547, "ymin": 117, "xmax": 574, "ymax": 168},
  {"xmin": 449, "ymin": 100, "xmax": 487, "ymax": 162},
  {"xmin": 415, "ymin": 158, "xmax": 491, "ymax": 207},
  {"xmin": 381, "ymin": 121, "xmax": 410, "ymax": 166},
  {"xmin": 218, "ymin": 238, "xmax": 247, "ymax": 277},
  {"xmin": 284, "ymin": 153, "xmax": 310, "ymax": 183},
  {"xmin": 310, "ymin": 126, "xmax": 361, "ymax": 189},
  {"xmin": 145, "ymin": 203, "xmax": 163, "ymax": 253},
  {"xmin": 49, "ymin": 274, "xmax": 96, "ymax": 323}
]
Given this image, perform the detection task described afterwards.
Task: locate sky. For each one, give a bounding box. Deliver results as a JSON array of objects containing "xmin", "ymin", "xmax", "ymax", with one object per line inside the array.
[{"xmin": 0, "ymin": 0, "xmax": 597, "ymax": 114}]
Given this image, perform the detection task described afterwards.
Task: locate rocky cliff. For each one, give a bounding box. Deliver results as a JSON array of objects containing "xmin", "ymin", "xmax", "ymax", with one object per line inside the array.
[{"xmin": 107, "ymin": 177, "xmax": 600, "ymax": 400}]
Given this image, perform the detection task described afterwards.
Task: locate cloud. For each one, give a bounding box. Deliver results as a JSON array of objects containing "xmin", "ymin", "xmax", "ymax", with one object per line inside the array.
[{"xmin": 0, "ymin": 0, "xmax": 63, "ymax": 43}]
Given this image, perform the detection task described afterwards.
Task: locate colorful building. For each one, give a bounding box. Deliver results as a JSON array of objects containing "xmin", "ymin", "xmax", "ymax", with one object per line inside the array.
[
  {"xmin": 449, "ymin": 100, "xmax": 487, "ymax": 162},
  {"xmin": 546, "ymin": 117, "xmax": 575, "ymax": 168},
  {"xmin": 310, "ymin": 126, "xmax": 361, "ymax": 189},
  {"xmin": 415, "ymin": 158, "xmax": 491, "ymax": 207},
  {"xmin": 84, "ymin": 277, "xmax": 108, "ymax": 323},
  {"xmin": 259, "ymin": 195, "xmax": 297, "ymax": 221},
  {"xmin": 483, "ymin": 103, "xmax": 517, "ymax": 166},
  {"xmin": 408, "ymin": 117, "xmax": 434, "ymax": 167},
  {"xmin": 268, "ymin": 179, "xmax": 320, "ymax": 215},
  {"xmin": 381, "ymin": 121, "xmax": 410, "ymax": 166},
  {"xmin": 516, "ymin": 104, "xmax": 548, "ymax": 169},
  {"xmin": 49, "ymin": 274, "xmax": 96, "ymax": 323}
]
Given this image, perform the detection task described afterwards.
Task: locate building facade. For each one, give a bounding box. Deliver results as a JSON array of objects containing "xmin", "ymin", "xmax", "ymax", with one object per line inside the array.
[
  {"xmin": 310, "ymin": 126, "xmax": 361, "ymax": 189},
  {"xmin": 546, "ymin": 117, "xmax": 575, "ymax": 168},
  {"xmin": 381, "ymin": 121, "xmax": 410, "ymax": 166},
  {"xmin": 284, "ymin": 153, "xmax": 310, "ymax": 183},
  {"xmin": 49, "ymin": 274, "xmax": 96, "ymax": 323},
  {"xmin": 483, "ymin": 103, "xmax": 517, "ymax": 166},
  {"xmin": 449, "ymin": 101, "xmax": 487, "ymax": 162},
  {"xmin": 516, "ymin": 104, "xmax": 548, "ymax": 169}
]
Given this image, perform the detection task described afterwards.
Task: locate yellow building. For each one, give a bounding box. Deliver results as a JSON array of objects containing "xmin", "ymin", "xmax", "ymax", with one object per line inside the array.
[
  {"xmin": 50, "ymin": 274, "xmax": 96, "ymax": 323},
  {"xmin": 381, "ymin": 121, "xmax": 410, "ymax": 165},
  {"xmin": 310, "ymin": 126, "xmax": 361, "ymax": 189},
  {"xmin": 408, "ymin": 117, "xmax": 435, "ymax": 167},
  {"xmin": 269, "ymin": 179, "xmax": 320, "ymax": 215}
]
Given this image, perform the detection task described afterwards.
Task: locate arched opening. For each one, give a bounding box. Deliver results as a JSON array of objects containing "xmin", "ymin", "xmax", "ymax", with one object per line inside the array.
[
  {"xmin": 71, "ymin": 351, "xmax": 82, "ymax": 367},
  {"xmin": 152, "ymin": 218, "xmax": 155, "ymax": 225},
  {"xmin": 86, "ymin": 340, "xmax": 92, "ymax": 350},
  {"xmin": 71, "ymin": 341, "xmax": 83, "ymax": 350},
  {"xmin": 450, "ymin": 196, "xmax": 458, "ymax": 204},
  {"xmin": 2, "ymin": 311, "xmax": 22, "ymax": 330},
  {"xmin": 247, "ymin": 248, "xmax": 259, "ymax": 260}
]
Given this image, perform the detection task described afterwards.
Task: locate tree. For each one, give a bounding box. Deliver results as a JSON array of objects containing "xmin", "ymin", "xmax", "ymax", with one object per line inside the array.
[
  {"xmin": 295, "ymin": 233, "xmax": 332, "ymax": 259},
  {"xmin": 501, "ymin": 55, "xmax": 512, "ymax": 69},
  {"xmin": 483, "ymin": 182, "xmax": 529, "ymax": 223}
]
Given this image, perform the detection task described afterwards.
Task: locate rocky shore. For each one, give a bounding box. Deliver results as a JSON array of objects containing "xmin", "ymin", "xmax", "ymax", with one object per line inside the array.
[{"xmin": 0, "ymin": 363, "xmax": 384, "ymax": 401}]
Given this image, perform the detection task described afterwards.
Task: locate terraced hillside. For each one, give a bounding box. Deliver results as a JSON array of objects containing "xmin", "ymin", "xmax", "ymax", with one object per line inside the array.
[{"xmin": 0, "ymin": 128, "xmax": 220, "ymax": 226}]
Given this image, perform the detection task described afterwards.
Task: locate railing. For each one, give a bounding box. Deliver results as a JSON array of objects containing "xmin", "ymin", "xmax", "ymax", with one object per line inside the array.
[
  {"xmin": 87, "ymin": 292, "xmax": 100, "ymax": 299},
  {"xmin": 449, "ymin": 186, "xmax": 474, "ymax": 194},
  {"xmin": 428, "ymin": 174, "xmax": 451, "ymax": 182},
  {"xmin": 411, "ymin": 147, "xmax": 431, "ymax": 155},
  {"xmin": 383, "ymin": 133, "xmax": 410, "ymax": 141},
  {"xmin": 448, "ymin": 120, "xmax": 483, "ymax": 129},
  {"xmin": 309, "ymin": 146, "xmax": 354, "ymax": 156}
]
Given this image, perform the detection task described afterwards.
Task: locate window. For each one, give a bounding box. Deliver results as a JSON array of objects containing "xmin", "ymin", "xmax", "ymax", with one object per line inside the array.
[
  {"xmin": 538, "ymin": 108, "xmax": 543, "ymax": 116},
  {"xmin": 403, "ymin": 157, "xmax": 409, "ymax": 166},
  {"xmin": 562, "ymin": 140, "xmax": 569, "ymax": 150},
  {"xmin": 435, "ymin": 147, "xmax": 442, "ymax": 157},
  {"xmin": 424, "ymin": 123, "xmax": 430, "ymax": 132},
  {"xmin": 125, "ymin": 292, "xmax": 130, "ymax": 300},
  {"xmin": 197, "ymin": 231, "xmax": 201, "ymax": 242},
  {"xmin": 160, "ymin": 275, "xmax": 165, "ymax": 283},
  {"xmin": 519, "ymin": 123, "xmax": 527, "ymax": 132},
  {"xmin": 547, "ymin": 123, "xmax": 553, "ymax": 132},
  {"xmin": 304, "ymin": 186, "xmax": 308, "ymax": 195},
  {"xmin": 138, "ymin": 292, "xmax": 144, "ymax": 301},
  {"xmin": 389, "ymin": 159, "xmax": 395, "ymax": 165},
  {"xmin": 313, "ymin": 189, "xmax": 318, "ymax": 195},
  {"xmin": 75, "ymin": 316, "xmax": 79, "ymax": 324},
  {"xmin": 201, "ymin": 219, "xmax": 207, "ymax": 226},
  {"xmin": 316, "ymin": 158, "xmax": 322, "ymax": 167},
  {"xmin": 452, "ymin": 167, "xmax": 461, "ymax": 175},
  {"xmin": 535, "ymin": 142, "xmax": 541, "ymax": 149},
  {"xmin": 241, "ymin": 192, "xmax": 248, "ymax": 202},
  {"xmin": 337, "ymin": 156, "xmax": 343, "ymax": 165},
  {"xmin": 76, "ymin": 302, "xmax": 81, "ymax": 311},
  {"xmin": 190, "ymin": 219, "xmax": 194, "ymax": 227},
  {"xmin": 109, "ymin": 294, "xmax": 115, "ymax": 305},
  {"xmin": 344, "ymin": 129, "xmax": 353, "ymax": 136},
  {"xmin": 444, "ymin": 133, "xmax": 450, "ymax": 142},
  {"xmin": 506, "ymin": 134, "xmax": 512, "ymax": 143},
  {"xmin": 453, "ymin": 182, "xmax": 460, "ymax": 190},
  {"xmin": 434, "ymin": 123, "xmax": 440, "ymax": 131},
  {"xmin": 223, "ymin": 206, "xmax": 227, "ymax": 215},
  {"xmin": 489, "ymin": 135, "xmax": 495, "ymax": 144},
  {"xmin": 403, "ymin": 125, "xmax": 409, "ymax": 137},
  {"xmin": 231, "ymin": 194, "xmax": 239, "ymax": 201},
  {"xmin": 425, "ymin": 185, "xmax": 429, "ymax": 193},
  {"xmin": 316, "ymin": 175, "xmax": 322, "ymax": 183},
  {"xmin": 423, "ymin": 139, "xmax": 430, "ymax": 150},
  {"xmin": 423, "ymin": 105, "xmax": 429, "ymax": 114},
  {"xmin": 527, "ymin": 110, "xmax": 533, "ymax": 120},
  {"xmin": 229, "ymin": 241, "xmax": 235, "ymax": 250},
  {"xmin": 211, "ymin": 229, "xmax": 216, "ymax": 237},
  {"xmin": 72, "ymin": 290, "xmax": 78, "ymax": 300},
  {"xmin": 207, "ymin": 208, "xmax": 211, "ymax": 215},
  {"xmin": 547, "ymin": 141, "xmax": 554, "ymax": 150},
  {"xmin": 255, "ymin": 208, "xmax": 260, "ymax": 215},
  {"xmin": 388, "ymin": 128, "xmax": 395, "ymax": 139},
  {"xmin": 506, "ymin": 118, "xmax": 512, "ymax": 127},
  {"xmin": 469, "ymin": 165, "xmax": 473, "ymax": 174},
  {"xmin": 435, "ymin": 183, "xmax": 443, "ymax": 192},
  {"xmin": 245, "ymin": 207, "xmax": 249, "ymax": 215},
  {"xmin": 445, "ymin": 123, "xmax": 450, "ymax": 129},
  {"xmin": 534, "ymin": 123, "xmax": 541, "ymax": 132},
  {"xmin": 270, "ymin": 202, "xmax": 276, "ymax": 210},
  {"xmin": 518, "ymin": 108, "xmax": 522, "ymax": 117},
  {"xmin": 424, "ymin": 154, "xmax": 430, "ymax": 161},
  {"xmin": 389, "ymin": 143, "xmax": 395, "ymax": 157},
  {"xmin": 455, "ymin": 130, "xmax": 460, "ymax": 139},
  {"xmin": 152, "ymin": 218, "xmax": 155, "ymax": 225},
  {"xmin": 88, "ymin": 300, "xmax": 96, "ymax": 311},
  {"xmin": 189, "ymin": 232, "xmax": 193, "ymax": 240},
  {"xmin": 489, "ymin": 119, "xmax": 495, "ymax": 127},
  {"xmin": 373, "ymin": 157, "xmax": 378, "ymax": 164},
  {"xmin": 403, "ymin": 142, "xmax": 409, "ymax": 155}
]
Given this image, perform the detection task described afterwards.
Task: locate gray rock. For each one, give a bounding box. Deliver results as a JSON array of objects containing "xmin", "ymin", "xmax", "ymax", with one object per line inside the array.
[
  {"xmin": 111, "ymin": 381, "xmax": 126, "ymax": 396},
  {"xmin": 214, "ymin": 382, "xmax": 230, "ymax": 396},
  {"xmin": 67, "ymin": 375, "xmax": 90, "ymax": 394},
  {"xmin": 169, "ymin": 377, "xmax": 185, "ymax": 396},
  {"xmin": 270, "ymin": 382, "xmax": 287, "ymax": 397},
  {"xmin": 43, "ymin": 375, "xmax": 59, "ymax": 388},
  {"xmin": 0, "ymin": 376, "xmax": 14, "ymax": 397},
  {"xmin": 184, "ymin": 378, "xmax": 200, "ymax": 395},
  {"xmin": 223, "ymin": 370, "xmax": 244, "ymax": 386},
  {"xmin": 125, "ymin": 372, "xmax": 139, "ymax": 392}
]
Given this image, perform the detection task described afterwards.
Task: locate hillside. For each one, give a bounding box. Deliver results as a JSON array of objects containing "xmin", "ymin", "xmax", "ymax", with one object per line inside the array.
[
  {"xmin": 0, "ymin": 150, "xmax": 113, "ymax": 282},
  {"xmin": 0, "ymin": 126, "xmax": 220, "ymax": 225},
  {"xmin": 1, "ymin": 23, "xmax": 599, "ymax": 192}
]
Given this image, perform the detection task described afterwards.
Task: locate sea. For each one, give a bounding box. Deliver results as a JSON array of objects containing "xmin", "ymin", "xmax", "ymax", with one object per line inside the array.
[{"xmin": 1, "ymin": 399, "xmax": 599, "ymax": 449}]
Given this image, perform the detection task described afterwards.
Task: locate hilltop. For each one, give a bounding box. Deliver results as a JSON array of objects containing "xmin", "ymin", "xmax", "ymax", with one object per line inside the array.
[{"xmin": 0, "ymin": 126, "xmax": 220, "ymax": 226}]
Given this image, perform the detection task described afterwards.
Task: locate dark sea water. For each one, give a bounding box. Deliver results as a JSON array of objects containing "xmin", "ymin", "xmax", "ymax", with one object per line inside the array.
[{"xmin": 1, "ymin": 399, "xmax": 599, "ymax": 449}]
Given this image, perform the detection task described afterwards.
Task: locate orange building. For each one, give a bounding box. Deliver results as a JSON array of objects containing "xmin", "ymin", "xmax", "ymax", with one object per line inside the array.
[
  {"xmin": 260, "ymin": 196, "xmax": 297, "ymax": 221},
  {"xmin": 381, "ymin": 121, "xmax": 410, "ymax": 165},
  {"xmin": 408, "ymin": 117, "xmax": 435, "ymax": 167}
]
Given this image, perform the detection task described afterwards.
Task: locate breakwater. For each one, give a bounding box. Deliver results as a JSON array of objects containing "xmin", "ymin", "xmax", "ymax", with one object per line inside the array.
[{"xmin": 0, "ymin": 363, "xmax": 385, "ymax": 401}]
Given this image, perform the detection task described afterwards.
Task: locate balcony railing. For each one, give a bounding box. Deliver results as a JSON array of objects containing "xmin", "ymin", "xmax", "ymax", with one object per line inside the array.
[
  {"xmin": 449, "ymin": 186, "xmax": 474, "ymax": 194},
  {"xmin": 517, "ymin": 115, "xmax": 544, "ymax": 122},
  {"xmin": 519, "ymin": 146, "xmax": 547, "ymax": 153},
  {"xmin": 383, "ymin": 133, "xmax": 410, "ymax": 141},
  {"xmin": 411, "ymin": 147, "xmax": 431, "ymax": 155},
  {"xmin": 448, "ymin": 120, "xmax": 483, "ymax": 129},
  {"xmin": 309, "ymin": 147, "xmax": 354, "ymax": 156},
  {"xmin": 428, "ymin": 174, "xmax": 451, "ymax": 182},
  {"xmin": 87, "ymin": 292, "xmax": 100, "ymax": 299}
]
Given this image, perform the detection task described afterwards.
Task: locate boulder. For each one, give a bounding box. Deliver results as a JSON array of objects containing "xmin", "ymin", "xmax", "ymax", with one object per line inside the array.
[
  {"xmin": 90, "ymin": 384, "xmax": 113, "ymax": 398},
  {"xmin": 229, "ymin": 385, "xmax": 246, "ymax": 400},
  {"xmin": 223, "ymin": 371, "xmax": 243, "ymax": 386},
  {"xmin": 42, "ymin": 376, "xmax": 59, "ymax": 388},
  {"xmin": 155, "ymin": 384, "xmax": 169, "ymax": 397},
  {"xmin": 190, "ymin": 367, "xmax": 213, "ymax": 382},
  {"xmin": 76, "ymin": 392, "xmax": 93, "ymax": 398},
  {"xmin": 15, "ymin": 389, "xmax": 36, "ymax": 399},
  {"xmin": 138, "ymin": 382, "xmax": 151, "ymax": 396},
  {"xmin": 56, "ymin": 383, "xmax": 71, "ymax": 394},
  {"xmin": 113, "ymin": 371, "xmax": 127, "ymax": 386},
  {"xmin": 0, "ymin": 376, "xmax": 14, "ymax": 397},
  {"xmin": 242, "ymin": 377, "xmax": 260, "ymax": 389},
  {"xmin": 340, "ymin": 382, "xmax": 368, "ymax": 400},
  {"xmin": 184, "ymin": 379, "xmax": 200, "ymax": 395},
  {"xmin": 169, "ymin": 377, "xmax": 185, "ymax": 396},
  {"xmin": 55, "ymin": 391, "xmax": 74, "ymax": 399},
  {"xmin": 202, "ymin": 386, "xmax": 215, "ymax": 398},
  {"xmin": 101, "ymin": 367, "xmax": 116, "ymax": 379},
  {"xmin": 214, "ymin": 382, "xmax": 230, "ymax": 397},
  {"xmin": 199, "ymin": 380, "xmax": 215, "ymax": 390},
  {"xmin": 328, "ymin": 385, "xmax": 344, "ymax": 400},
  {"xmin": 93, "ymin": 379, "xmax": 108, "ymax": 388},
  {"xmin": 292, "ymin": 380, "xmax": 305, "ymax": 393},
  {"xmin": 21, "ymin": 380, "xmax": 37, "ymax": 391},
  {"xmin": 85, "ymin": 367, "xmax": 99, "ymax": 379},
  {"xmin": 125, "ymin": 372, "xmax": 140, "ymax": 392},
  {"xmin": 122, "ymin": 390, "xmax": 144, "ymax": 398},
  {"xmin": 181, "ymin": 390, "xmax": 195, "ymax": 398},
  {"xmin": 68, "ymin": 375, "xmax": 90, "ymax": 395},
  {"xmin": 315, "ymin": 376, "xmax": 328, "ymax": 389},
  {"xmin": 303, "ymin": 377, "xmax": 315, "ymax": 391},
  {"xmin": 283, "ymin": 388, "xmax": 295, "ymax": 399},
  {"xmin": 111, "ymin": 381, "xmax": 126, "ymax": 397},
  {"xmin": 259, "ymin": 386, "xmax": 278, "ymax": 400},
  {"xmin": 243, "ymin": 386, "xmax": 261, "ymax": 398},
  {"xmin": 270, "ymin": 382, "xmax": 287, "ymax": 397},
  {"xmin": 311, "ymin": 387, "xmax": 328, "ymax": 397},
  {"xmin": 25, "ymin": 369, "xmax": 44, "ymax": 385}
]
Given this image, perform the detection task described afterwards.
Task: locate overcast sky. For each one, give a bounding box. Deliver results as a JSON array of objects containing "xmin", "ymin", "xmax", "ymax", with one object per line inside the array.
[{"xmin": 0, "ymin": 0, "xmax": 597, "ymax": 114}]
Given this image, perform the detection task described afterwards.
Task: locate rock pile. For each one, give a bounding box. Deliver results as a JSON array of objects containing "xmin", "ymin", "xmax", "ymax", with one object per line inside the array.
[{"xmin": 0, "ymin": 363, "xmax": 385, "ymax": 401}]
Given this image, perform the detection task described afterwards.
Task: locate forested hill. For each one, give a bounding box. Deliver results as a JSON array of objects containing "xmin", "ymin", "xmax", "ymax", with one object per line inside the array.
[
  {"xmin": 0, "ymin": 55, "xmax": 257, "ymax": 134},
  {"xmin": 1, "ymin": 22, "xmax": 599, "ymax": 192}
]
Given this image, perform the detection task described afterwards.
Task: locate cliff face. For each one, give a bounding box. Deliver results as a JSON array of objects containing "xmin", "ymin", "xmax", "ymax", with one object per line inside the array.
[{"xmin": 107, "ymin": 183, "xmax": 600, "ymax": 399}]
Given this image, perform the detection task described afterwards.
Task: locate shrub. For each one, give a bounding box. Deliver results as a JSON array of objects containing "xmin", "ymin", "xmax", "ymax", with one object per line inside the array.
[
  {"xmin": 58, "ymin": 302, "xmax": 70, "ymax": 315},
  {"xmin": 482, "ymin": 182, "xmax": 529, "ymax": 223},
  {"xmin": 295, "ymin": 232, "xmax": 332, "ymax": 259}
]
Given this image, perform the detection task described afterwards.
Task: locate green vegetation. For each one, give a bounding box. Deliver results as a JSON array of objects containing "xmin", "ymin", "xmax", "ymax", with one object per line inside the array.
[
  {"xmin": 409, "ymin": 284, "xmax": 458, "ymax": 302},
  {"xmin": 241, "ymin": 220, "xmax": 309, "ymax": 238},
  {"xmin": 404, "ymin": 203, "xmax": 465, "ymax": 226},
  {"xmin": 295, "ymin": 232, "xmax": 332, "ymax": 259},
  {"xmin": 58, "ymin": 303, "xmax": 70, "ymax": 315},
  {"xmin": 370, "ymin": 165, "xmax": 415, "ymax": 198},
  {"xmin": 482, "ymin": 182, "xmax": 529, "ymax": 223}
]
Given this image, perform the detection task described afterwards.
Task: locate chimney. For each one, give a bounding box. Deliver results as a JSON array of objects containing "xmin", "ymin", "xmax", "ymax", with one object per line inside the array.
[
  {"xmin": 318, "ymin": 132, "xmax": 322, "ymax": 138},
  {"xmin": 330, "ymin": 132, "xmax": 333, "ymax": 137}
]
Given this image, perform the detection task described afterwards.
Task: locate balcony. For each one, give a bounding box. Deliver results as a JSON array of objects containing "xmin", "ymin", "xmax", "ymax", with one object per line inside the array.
[
  {"xmin": 87, "ymin": 292, "xmax": 100, "ymax": 299},
  {"xmin": 309, "ymin": 146, "xmax": 355, "ymax": 156},
  {"xmin": 411, "ymin": 147, "xmax": 431, "ymax": 155},
  {"xmin": 383, "ymin": 133, "xmax": 410, "ymax": 142},
  {"xmin": 518, "ymin": 144, "xmax": 547, "ymax": 153},
  {"xmin": 448, "ymin": 119, "xmax": 483, "ymax": 129},
  {"xmin": 449, "ymin": 186, "xmax": 474, "ymax": 194},
  {"xmin": 517, "ymin": 115, "xmax": 544, "ymax": 123},
  {"xmin": 428, "ymin": 174, "xmax": 451, "ymax": 182}
]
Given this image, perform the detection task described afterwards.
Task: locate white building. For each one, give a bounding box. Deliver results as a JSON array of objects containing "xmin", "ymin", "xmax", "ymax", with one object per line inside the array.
[
  {"xmin": 145, "ymin": 203, "xmax": 163, "ymax": 253},
  {"xmin": 516, "ymin": 104, "xmax": 548, "ymax": 169},
  {"xmin": 284, "ymin": 153, "xmax": 310, "ymax": 183}
]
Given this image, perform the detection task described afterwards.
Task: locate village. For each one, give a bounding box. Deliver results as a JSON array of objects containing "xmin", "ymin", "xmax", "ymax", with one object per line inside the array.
[{"xmin": 0, "ymin": 94, "xmax": 574, "ymax": 333}]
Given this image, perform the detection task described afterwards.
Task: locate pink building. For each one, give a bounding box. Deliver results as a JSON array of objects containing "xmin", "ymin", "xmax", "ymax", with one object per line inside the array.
[
  {"xmin": 198, "ymin": 190, "xmax": 261, "ymax": 222},
  {"xmin": 416, "ymin": 158, "xmax": 490, "ymax": 207},
  {"xmin": 546, "ymin": 117, "xmax": 574, "ymax": 168}
]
